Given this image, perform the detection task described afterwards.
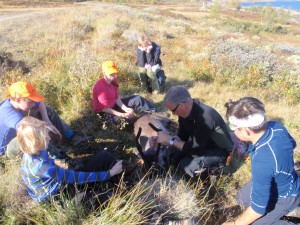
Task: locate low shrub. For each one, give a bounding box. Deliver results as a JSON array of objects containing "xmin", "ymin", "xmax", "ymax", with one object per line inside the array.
[
  {"xmin": 272, "ymin": 43, "xmax": 300, "ymax": 54},
  {"xmin": 191, "ymin": 40, "xmax": 300, "ymax": 103},
  {"xmin": 246, "ymin": 5, "xmax": 292, "ymax": 24},
  {"xmin": 188, "ymin": 59, "xmax": 213, "ymax": 83},
  {"xmin": 71, "ymin": 16, "xmax": 95, "ymax": 40}
]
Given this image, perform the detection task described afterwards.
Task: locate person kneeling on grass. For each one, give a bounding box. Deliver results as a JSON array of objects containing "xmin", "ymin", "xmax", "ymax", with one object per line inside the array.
[
  {"xmin": 18, "ymin": 116, "xmax": 123, "ymax": 206},
  {"xmin": 222, "ymin": 97, "xmax": 300, "ymax": 225}
]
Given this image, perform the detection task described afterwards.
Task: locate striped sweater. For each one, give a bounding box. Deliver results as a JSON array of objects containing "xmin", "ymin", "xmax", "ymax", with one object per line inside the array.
[{"xmin": 21, "ymin": 150, "xmax": 110, "ymax": 203}]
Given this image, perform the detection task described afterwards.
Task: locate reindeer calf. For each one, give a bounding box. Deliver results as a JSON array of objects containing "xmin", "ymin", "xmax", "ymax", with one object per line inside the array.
[{"xmin": 134, "ymin": 114, "xmax": 174, "ymax": 170}]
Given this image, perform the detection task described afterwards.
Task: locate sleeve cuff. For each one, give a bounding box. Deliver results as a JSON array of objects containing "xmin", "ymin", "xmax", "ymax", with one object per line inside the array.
[{"xmin": 251, "ymin": 203, "xmax": 266, "ymax": 215}]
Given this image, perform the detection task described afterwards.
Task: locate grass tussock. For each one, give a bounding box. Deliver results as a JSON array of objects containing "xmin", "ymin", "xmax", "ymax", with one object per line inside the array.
[{"xmin": 0, "ymin": 2, "xmax": 299, "ymax": 224}]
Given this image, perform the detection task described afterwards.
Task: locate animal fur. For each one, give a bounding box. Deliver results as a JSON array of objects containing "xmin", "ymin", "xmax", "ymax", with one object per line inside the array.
[{"xmin": 134, "ymin": 114, "xmax": 173, "ymax": 169}]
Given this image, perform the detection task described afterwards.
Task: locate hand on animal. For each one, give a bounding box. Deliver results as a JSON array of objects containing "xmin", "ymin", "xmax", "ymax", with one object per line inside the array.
[
  {"xmin": 109, "ymin": 160, "xmax": 123, "ymax": 177},
  {"xmin": 49, "ymin": 124, "xmax": 62, "ymax": 141},
  {"xmin": 122, "ymin": 111, "xmax": 134, "ymax": 119},
  {"xmin": 138, "ymin": 46, "xmax": 144, "ymax": 51},
  {"xmin": 156, "ymin": 131, "xmax": 172, "ymax": 146},
  {"xmin": 123, "ymin": 107, "xmax": 134, "ymax": 114}
]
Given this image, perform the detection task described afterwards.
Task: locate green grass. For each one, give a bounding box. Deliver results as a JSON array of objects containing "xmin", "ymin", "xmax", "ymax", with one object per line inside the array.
[{"xmin": 0, "ymin": 1, "xmax": 299, "ymax": 224}]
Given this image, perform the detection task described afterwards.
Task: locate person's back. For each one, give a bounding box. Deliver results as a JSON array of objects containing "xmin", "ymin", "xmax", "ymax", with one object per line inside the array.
[{"xmin": 0, "ymin": 99, "xmax": 24, "ymax": 155}]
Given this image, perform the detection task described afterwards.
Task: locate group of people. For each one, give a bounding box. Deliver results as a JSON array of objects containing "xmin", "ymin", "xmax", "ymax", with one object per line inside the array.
[{"xmin": 0, "ymin": 33, "xmax": 299, "ymax": 224}]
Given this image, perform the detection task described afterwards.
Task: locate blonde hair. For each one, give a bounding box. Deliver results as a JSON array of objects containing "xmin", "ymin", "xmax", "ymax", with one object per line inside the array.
[
  {"xmin": 17, "ymin": 117, "xmax": 52, "ymax": 155},
  {"xmin": 138, "ymin": 34, "xmax": 152, "ymax": 47}
]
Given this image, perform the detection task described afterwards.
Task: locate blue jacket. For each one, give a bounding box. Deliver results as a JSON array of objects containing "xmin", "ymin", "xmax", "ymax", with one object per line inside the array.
[
  {"xmin": 249, "ymin": 121, "xmax": 300, "ymax": 214},
  {"xmin": 0, "ymin": 100, "xmax": 39, "ymax": 154}
]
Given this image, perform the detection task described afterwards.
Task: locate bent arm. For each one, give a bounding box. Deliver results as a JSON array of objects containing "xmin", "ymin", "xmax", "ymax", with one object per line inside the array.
[
  {"xmin": 37, "ymin": 102, "xmax": 62, "ymax": 139},
  {"xmin": 37, "ymin": 102, "xmax": 51, "ymax": 124},
  {"xmin": 156, "ymin": 131, "xmax": 185, "ymax": 151},
  {"xmin": 115, "ymin": 98, "xmax": 126, "ymax": 109},
  {"xmin": 222, "ymin": 207, "xmax": 262, "ymax": 225},
  {"xmin": 103, "ymin": 107, "xmax": 124, "ymax": 117},
  {"xmin": 223, "ymin": 207, "xmax": 262, "ymax": 225},
  {"xmin": 178, "ymin": 117, "xmax": 212, "ymax": 155},
  {"xmin": 146, "ymin": 46, "xmax": 161, "ymax": 66},
  {"xmin": 137, "ymin": 48, "xmax": 146, "ymax": 67},
  {"xmin": 115, "ymin": 98, "xmax": 134, "ymax": 113}
]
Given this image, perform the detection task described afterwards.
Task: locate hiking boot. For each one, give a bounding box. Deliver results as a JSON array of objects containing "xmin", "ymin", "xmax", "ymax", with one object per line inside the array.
[{"xmin": 71, "ymin": 134, "xmax": 93, "ymax": 149}]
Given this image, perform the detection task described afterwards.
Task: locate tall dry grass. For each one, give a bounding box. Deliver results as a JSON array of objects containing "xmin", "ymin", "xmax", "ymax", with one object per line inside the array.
[{"xmin": 0, "ymin": 2, "xmax": 299, "ymax": 224}]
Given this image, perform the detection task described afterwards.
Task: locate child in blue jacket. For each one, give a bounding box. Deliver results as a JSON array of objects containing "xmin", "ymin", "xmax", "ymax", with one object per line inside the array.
[{"xmin": 17, "ymin": 116, "xmax": 123, "ymax": 204}]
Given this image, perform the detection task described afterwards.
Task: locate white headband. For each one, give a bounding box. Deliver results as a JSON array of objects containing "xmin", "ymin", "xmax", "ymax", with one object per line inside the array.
[{"xmin": 229, "ymin": 113, "xmax": 265, "ymax": 128}]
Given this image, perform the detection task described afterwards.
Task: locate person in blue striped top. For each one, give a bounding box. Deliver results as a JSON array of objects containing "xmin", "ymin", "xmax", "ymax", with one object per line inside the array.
[
  {"xmin": 222, "ymin": 97, "xmax": 300, "ymax": 225},
  {"xmin": 17, "ymin": 116, "xmax": 123, "ymax": 204}
]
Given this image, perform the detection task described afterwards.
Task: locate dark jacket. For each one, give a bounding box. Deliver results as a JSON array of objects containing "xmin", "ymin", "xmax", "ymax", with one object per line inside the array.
[
  {"xmin": 137, "ymin": 42, "xmax": 162, "ymax": 67},
  {"xmin": 178, "ymin": 100, "xmax": 233, "ymax": 156}
]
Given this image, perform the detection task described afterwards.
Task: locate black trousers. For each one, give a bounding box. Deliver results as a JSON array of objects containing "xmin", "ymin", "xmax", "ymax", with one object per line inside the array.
[{"xmin": 57, "ymin": 151, "xmax": 117, "ymax": 208}]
